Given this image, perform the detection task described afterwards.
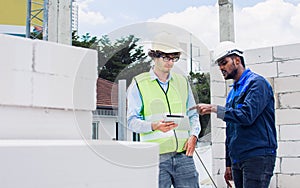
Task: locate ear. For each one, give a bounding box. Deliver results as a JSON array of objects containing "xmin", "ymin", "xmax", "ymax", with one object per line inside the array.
[{"xmin": 233, "ymin": 56, "xmax": 241, "ymax": 66}]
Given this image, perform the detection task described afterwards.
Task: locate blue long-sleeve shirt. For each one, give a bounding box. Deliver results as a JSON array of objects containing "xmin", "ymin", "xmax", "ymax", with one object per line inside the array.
[
  {"xmin": 127, "ymin": 69, "xmax": 201, "ymax": 137},
  {"xmin": 217, "ymin": 69, "xmax": 277, "ymax": 167}
]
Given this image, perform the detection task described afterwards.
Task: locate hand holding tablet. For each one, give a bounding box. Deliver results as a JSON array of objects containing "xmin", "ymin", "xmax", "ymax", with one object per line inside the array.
[{"xmin": 163, "ymin": 114, "xmax": 190, "ymax": 130}]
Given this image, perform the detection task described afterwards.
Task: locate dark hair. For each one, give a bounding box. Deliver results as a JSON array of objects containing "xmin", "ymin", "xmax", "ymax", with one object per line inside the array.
[
  {"xmin": 148, "ymin": 50, "xmax": 162, "ymax": 58},
  {"xmin": 239, "ymin": 56, "xmax": 245, "ymax": 68},
  {"xmin": 148, "ymin": 50, "xmax": 181, "ymax": 59},
  {"xmin": 230, "ymin": 54, "xmax": 245, "ymax": 68}
]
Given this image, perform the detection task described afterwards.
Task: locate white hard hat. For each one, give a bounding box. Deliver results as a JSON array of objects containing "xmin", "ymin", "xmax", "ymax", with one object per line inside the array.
[
  {"xmin": 213, "ymin": 41, "xmax": 243, "ymax": 63},
  {"xmin": 151, "ymin": 32, "xmax": 182, "ymax": 53}
]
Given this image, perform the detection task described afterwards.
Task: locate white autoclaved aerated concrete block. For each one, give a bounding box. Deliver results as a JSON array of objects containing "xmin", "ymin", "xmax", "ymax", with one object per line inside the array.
[
  {"xmin": 212, "ymin": 143, "xmax": 225, "ymax": 159},
  {"xmin": 32, "ymin": 40, "xmax": 97, "ymax": 110},
  {"xmin": 278, "ymin": 60, "xmax": 300, "ymax": 77},
  {"xmin": 0, "ymin": 70, "xmax": 32, "ymax": 106},
  {"xmin": 247, "ymin": 62, "xmax": 278, "ymax": 78},
  {"xmin": 276, "ymin": 109, "xmax": 300, "ymax": 125},
  {"xmin": 34, "ymin": 40, "xmax": 97, "ymax": 80},
  {"xmin": 0, "ymin": 106, "xmax": 92, "ymax": 139},
  {"xmin": 275, "ymin": 76, "xmax": 300, "ymax": 93},
  {"xmin": 211, "ymin": 96, "xmax": 226, "ymax": 106},
  {"xmin": 278, "ymin": 141, "xmax": 300, "ymax": 157},
  {"xmin": 278, "ymin": 174, "xmax": 300, "ymax": 188},
  {"xmin": 210, "ymin": 112, "xmax": 226, "ymax": 130},
  {"xmin": 0, "ymin": 140, "xmax": 159, "ymax": 188},
  {"xmin": 74, "ymin": 49, "xmax": 98, "ymax": 80},
  {"xmin": 279, "ymin": 125, "xmax": 300, "ymax": 141},
  {"xmin": 32, "ymin": 72, "xmax": 96, "ymax": 110},
  {"xmin": 244, "ymin": 46, "xmax": 273, "ymax": 64},
  {"xmin": 211, "ymin": 126, "xmax": 226, "ymax": 143},
  {"xmin": 73, "ymin": 77, "xmax": 97, "ymax": 111},
  {"xmin": 274, "ymin": 43, "xmax": 300, "ymax": 60},
  {"xmin": 279, "ymin": 92, "xmax": 300, "ymax": 109},
  {"xmin": 212, "ymin": 158, "xmax": 225, "ymax": 176},
  {"xmin": 281, "ymin": 158, "xmax": 300, "ymax": 174},
  {"xmin": 73, "ymin": 110, "xmax": 93, "ymax": 140},
  {"xmin": 32, "ymin": 73, "xmax": 74, "ymax": 109},
  {"xmin": 0, "ymin": 34, "xmax": 33, "ymax": 72}
]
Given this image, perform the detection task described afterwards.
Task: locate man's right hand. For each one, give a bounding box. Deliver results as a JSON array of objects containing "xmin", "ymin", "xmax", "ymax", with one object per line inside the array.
[
  {"xmin": 189, "ymin": 103, "xmax": 217, "ymax": 115},
  {"xmin": 224, "ymin": 167, "xmax": 233, "ymax": 188},
  {"xmin": 151, "ymin": 120, "xmax": 178, "ymax": 132}
]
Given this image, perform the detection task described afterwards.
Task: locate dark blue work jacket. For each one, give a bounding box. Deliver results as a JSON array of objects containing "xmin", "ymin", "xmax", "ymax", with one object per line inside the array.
[{"xmin": 218, "ymin": 69, "xmax": 277, "ymax": 167}]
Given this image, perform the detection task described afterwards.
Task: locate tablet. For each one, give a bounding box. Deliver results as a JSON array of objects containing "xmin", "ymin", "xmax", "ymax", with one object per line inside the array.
[
  {"xmin": 163, "ymin": 114, "xmax": 190, "ymax": 130},
  {"xmin": 164, "ymin": 114, "xmax": 184, "ymax": 124}
]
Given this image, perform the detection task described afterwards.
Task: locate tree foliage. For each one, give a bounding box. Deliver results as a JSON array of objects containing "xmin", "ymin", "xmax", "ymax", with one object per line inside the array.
[
  {"xmin": 72, "ymin": 31, "xmax": 98, "ymax": 49},
  {"xmin": 189, "ymin": 72, "xmax": 211, "ymax": 138},
  {"xmin": 72, "ymin": 32, "xmax": 151, "ymax": 86},
  {"xmin": 97, "ymin": 34, "xmax": 151, "ymax": 85}
]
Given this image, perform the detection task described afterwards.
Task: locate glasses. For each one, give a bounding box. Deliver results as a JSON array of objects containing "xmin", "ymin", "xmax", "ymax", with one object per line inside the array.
[{"xmin": 160, "ymin": 56, "xmax": 180, "ymax": 62}]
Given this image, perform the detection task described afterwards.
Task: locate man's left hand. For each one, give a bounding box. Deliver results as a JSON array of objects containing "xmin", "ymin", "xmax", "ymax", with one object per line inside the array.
[{"xmin": 183, "ymin": 135, "xmax": 198, "ymax": 156}]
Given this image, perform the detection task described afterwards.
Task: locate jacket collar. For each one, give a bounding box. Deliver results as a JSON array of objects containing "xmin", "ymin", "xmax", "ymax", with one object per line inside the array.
[
  {"xmin": 231, "ymin": 68, "xmax": 251, "ymax": 90},
  {"xmin": 149, "ymin": 68, "xmax": 172, "ymax": 83}
]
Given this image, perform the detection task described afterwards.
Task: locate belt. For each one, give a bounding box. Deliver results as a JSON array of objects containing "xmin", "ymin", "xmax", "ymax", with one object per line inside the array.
[{"xmin": 160, "ymin": 150, "xmax": 186, "ymax": 157}]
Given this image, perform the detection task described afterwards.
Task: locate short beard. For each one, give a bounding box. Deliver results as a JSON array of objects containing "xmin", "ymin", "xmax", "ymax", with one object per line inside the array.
[{"xmin": 225, "ymin": 67, "xmax": 238, "ymax": 80}]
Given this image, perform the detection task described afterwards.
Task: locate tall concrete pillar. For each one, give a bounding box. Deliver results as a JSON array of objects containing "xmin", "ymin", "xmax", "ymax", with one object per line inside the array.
[
  {"xmin": 218, "ymin": 0, "xmax": 235, "ymax": 42},
  {"xmin": 48, "ymin": 0, "xmax": 72, "ymax": 45},
  {"xmin": 117, "ymin": 80, "xmax": 127, "ymax": 141}
]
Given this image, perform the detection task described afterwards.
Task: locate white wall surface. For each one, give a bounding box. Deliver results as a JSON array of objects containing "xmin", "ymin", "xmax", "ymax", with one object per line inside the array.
[
  {"xmin": 0, "ymin": 140, "xmax": 159, "ymax": 188},
  {"xmin": 93, "ymin": 116, "xmax": 118, "ymax": 140}
]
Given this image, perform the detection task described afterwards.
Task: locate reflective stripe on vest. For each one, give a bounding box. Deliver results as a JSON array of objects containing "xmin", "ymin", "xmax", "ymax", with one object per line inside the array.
[{"xmin": 134, "ymin": 72, "xmax": 190, "ymax": 154}]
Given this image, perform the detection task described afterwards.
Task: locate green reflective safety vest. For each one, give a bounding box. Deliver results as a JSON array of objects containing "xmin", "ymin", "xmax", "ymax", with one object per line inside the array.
[{"xmin": 134, "ymin": 72, "xmax": 190, "ymax": 154}]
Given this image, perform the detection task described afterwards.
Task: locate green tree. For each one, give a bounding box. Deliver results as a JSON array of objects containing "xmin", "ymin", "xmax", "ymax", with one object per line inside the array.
[
  {"xmin": 97, "ymin": 35, "xmax": 151, "ymax": 85},
  {"xmin": 72, "ymin": 32, "xmax": 151, "ymax": 85},
  {"xmin": 189, "ymin": 72, "xmax": 211, "ymax": 138},
  {"xmin": 72, "ymin": 31, "xmax": 98, "ymax": 49}
]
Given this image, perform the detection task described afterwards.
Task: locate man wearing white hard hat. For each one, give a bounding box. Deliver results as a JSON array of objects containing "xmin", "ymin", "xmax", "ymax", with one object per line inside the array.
[
  {"xmin": 127, "ymin": 32, "xmax": 201, "ymax": 188},
  {"xmin": 190, "ymin": 41, "xmax": 277, "ymax": 188}
]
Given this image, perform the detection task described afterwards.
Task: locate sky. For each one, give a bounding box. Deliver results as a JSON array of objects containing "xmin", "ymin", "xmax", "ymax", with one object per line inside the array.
[{"xmin": 76, "ymin": 0, "xmax": 300, "ymax": 50}]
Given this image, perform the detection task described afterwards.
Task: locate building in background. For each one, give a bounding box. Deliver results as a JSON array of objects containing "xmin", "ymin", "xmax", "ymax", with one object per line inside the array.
[
  {"xmin": 92, "ymin": 78, "xmax": 119, "ymax": 140},
  {"xmin": 71, "ymin": 0, "xmax": 78, "ymax": 32}
]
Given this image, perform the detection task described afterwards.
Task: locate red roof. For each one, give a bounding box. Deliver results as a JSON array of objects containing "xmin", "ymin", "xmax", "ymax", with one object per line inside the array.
[{"xmin": 96, "ymin": 78, "xmax": 118, "ymax": 108}]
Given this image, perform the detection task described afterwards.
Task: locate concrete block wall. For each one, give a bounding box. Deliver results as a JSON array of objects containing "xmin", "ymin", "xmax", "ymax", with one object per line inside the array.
[
  {"xmin": 0, "ymin": 140, "xmax": 159, "ymax": 188},
  {"xmin": 0, "ymin": 34, "xmax": 97, "ymax": 139},
  {"xmin": 0, "ymin": 34, "xmax": 159, "ymax": 188},
  {"xmin": 210, "ymin": 43, "xmax": 300, "ymax": 187}
]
